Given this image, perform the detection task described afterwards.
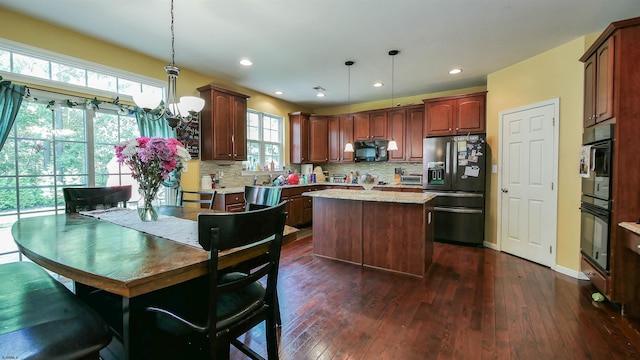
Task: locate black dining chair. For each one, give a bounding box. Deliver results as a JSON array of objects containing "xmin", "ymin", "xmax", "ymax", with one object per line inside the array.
[
  {"xmin": 244, "ymin": 185, "xmax": 282, "ymax": 211},
  {"xmin": 144, "ymin": 201, "xmax": 288, "ymax": 360},
  {"xmin": 63, "ymin": 185, "xmax": 132, "ymax": 213},
  {"xmin": 178, "ymin": 187, "xmax": 216, "ymax": 209},
  {"xmin": 0, "ymin": 261, "xmax": 112, "ymax": 359}
]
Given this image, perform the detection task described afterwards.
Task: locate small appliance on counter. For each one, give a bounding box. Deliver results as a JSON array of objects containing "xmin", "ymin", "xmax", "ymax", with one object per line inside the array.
[
  {"xmin": 400, "ymin": 174, "xmax": 422, "ymax": 185},
  {"xmin": 331, "ymin": 174, "xmax": 347, "ymax": 183}
]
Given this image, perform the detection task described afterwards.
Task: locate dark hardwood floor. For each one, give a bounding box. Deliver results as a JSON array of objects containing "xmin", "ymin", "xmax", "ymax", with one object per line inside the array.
[{"xmin": 229, "ymin": 236, "xmax": 640, "ymax": 360}]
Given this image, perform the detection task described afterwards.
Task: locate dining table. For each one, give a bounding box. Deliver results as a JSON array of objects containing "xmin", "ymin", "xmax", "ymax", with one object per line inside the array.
[{"xmin": 11, "ymin": 205, "xmax": 298, "ymax": 360}]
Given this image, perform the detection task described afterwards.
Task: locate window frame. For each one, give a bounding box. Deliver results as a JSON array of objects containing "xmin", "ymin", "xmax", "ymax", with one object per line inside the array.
[{"xmin": 246, "ymin": 109, "xmax": 284, "ymax": 171}]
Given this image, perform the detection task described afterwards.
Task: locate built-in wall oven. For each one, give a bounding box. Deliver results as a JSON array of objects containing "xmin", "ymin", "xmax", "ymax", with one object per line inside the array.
[{"xmin": 580, "ymin": 124, "xmax": 613, "ymax": 273}]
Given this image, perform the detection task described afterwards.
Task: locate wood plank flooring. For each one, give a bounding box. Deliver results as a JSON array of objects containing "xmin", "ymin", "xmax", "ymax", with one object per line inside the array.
[{"xmin": 229, "ymin": 236, "xmax": 640, "ymax": 359}]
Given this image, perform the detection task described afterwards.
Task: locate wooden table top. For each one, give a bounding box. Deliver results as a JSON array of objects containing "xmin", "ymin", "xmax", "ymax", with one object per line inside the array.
[{"xmin": 11, "ymin": 206, "xmax": 298, "ymax": 298}]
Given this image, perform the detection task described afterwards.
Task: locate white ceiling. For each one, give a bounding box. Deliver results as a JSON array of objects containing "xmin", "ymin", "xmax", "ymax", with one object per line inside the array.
[{"xmin": 2, "ymin": 0, "xmax": 640, "ymax": 109}]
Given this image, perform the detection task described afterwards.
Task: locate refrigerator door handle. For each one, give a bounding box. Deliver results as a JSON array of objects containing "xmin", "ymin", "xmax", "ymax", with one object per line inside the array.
[
  {"xmin": 434, "ymin": 206, "xmax": 484, "ymax": 214},
  {"xmin": 446, "ymin": 140, "xmax": 451, "ymax": 182}
]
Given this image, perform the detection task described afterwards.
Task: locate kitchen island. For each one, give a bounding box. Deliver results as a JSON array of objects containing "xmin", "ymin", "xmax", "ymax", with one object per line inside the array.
[{"xmin": 303, "ymin": 189, "xmax": 436, "ymax": 277}]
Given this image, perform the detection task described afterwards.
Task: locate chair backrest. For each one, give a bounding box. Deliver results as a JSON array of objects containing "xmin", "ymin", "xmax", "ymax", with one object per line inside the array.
[
  {"xmin": 63, "ymin": 185, "xmax": 132, "ymax": 213},
  {"xmin": 178, "ymin": 187, "xmax": 216, "ymax": 209},
  {"xmin": 244, "ymin": 185, "xmax": 283, "ymax": 211},
  {"xmin": 197, "ymin": 201, "xmax": 287, "ymax": 331}
]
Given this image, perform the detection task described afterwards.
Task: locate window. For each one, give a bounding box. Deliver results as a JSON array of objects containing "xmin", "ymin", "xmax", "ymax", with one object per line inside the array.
[
  {"xmin": 246, "ymin": 110, "xmax": 283, "ymax": 171},
  {"xmin": 0, "ymin": 40, "xmax": 168, "ymax": 263}
]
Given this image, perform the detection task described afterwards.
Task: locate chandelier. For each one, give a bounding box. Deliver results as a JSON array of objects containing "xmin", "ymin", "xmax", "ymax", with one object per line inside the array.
[{"xmin": 133, "ymin": 0, "xmax": 205, "ymax": 129}]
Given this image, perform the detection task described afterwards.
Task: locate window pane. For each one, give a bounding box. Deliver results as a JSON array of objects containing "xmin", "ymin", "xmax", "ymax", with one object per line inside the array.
[
  {"xmin": 16, "ymin": 102, "xmax": 52, "ymax": 140},
  {"xmin": 119, "ymin": 114, "xmax": 140, "ymax": 139},
  {"xmin": 94, "ymin": 112, "xmax": 120, "ymax": 143},
  {"xmin": 55, "ymin": 141, "xmax": 87, "ymax": 175},
  {"xmin": 54, "ymin": 107, "xmax": 86, "ymax": 141},
  {"xmin": 0, "ymin": 50, "xmax": 9, "ymax": 71},
  {"xmin": 247, "ymin": 112, "xmax": 259, "ymax": 127},
  {"xmin": 19, "ymin": 181, "xmax": 56, "ymax": 212},
  {"xmin": 13, "ymin": 53, "xmax": 50, "ymax": 80},
  {"xmin": 264, "ymin": 128, "xmax": 279, "ymax": 142},
  {"xmin": 18, "ymin": 140, "xmax": 54, "ymax": 176},
  {"xmin": 0, "ymin": 139, "xmax": 16, "ymax": 176},
  {"xmin": 57, "ymin": 175, "xmax": 89, "ymax": 187},
  {"xmin": 51, "ymin": 62, "xmax": 86, "ymax": 86},
  {"xmin": 141, "ymin": 84, "xmax": 163, "ymax": 101},
  {"xmin": 118, "ymin": 78, "xmax": 141, "ymax": 96},
  {"xmin": 248, "ymin": 126, "xmax": 259, "ymax": 140},
  {"xmin": 87, "ymin": 71, "xmax": 117, "ymax": 92},
  {"xmin": 0, "ymin": 177, "xmax": 17, "ymax": 212}
]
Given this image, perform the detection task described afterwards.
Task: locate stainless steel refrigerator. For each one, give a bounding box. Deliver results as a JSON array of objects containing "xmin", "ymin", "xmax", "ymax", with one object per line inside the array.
[{"xmin": 422, "ymin": 134, "xmax": 486, "ymax": 246}]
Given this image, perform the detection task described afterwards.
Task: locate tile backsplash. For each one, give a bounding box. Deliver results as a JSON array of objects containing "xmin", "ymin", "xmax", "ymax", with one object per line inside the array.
[{"xmin": 199, "ymin": 161, "xmax": 423, "ymax": 188}]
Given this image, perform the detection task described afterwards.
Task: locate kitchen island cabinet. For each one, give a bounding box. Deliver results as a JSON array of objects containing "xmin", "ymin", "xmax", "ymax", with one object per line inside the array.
[{"xmin": 304, "ymin": 189, "xmax": 436, "ymax": 277}]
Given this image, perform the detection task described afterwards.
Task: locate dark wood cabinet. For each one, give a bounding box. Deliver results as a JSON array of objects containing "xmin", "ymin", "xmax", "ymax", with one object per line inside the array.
[
  {"xmin": 406, "ymin": 105, "xmax": 425, "ymax": 162},
  {"xmin": 354, "ymin": 111, "xmax": 388, "ymax": 141},
  {"xmin": 328, "ymin": 115, "xmax": 354, "ymax": 163},
  {"xmin": 197, "ymin": 85, "xmax": 250, "ymax": 161},
  {"xmin": 309, "ymin": 115, "xmax": 328, "ymax": 163},
  {"xmin": 289, "ymin": 112, "xmax": 310, "ymax": 164},
  {"xmin": 424, "ymin": 92, "xmax": 486, "ymax": 136},
  {"xmin": 212, "ymin": 192, "xmax": 245, "ymax": 213},
  {"xmin": 387, "ymin": 109, "xmax": 406, "ymax": 162},
  {"xmin": 583, "ymin": 37, "xmax": 614, "ymax": 127},
  {"xmin": 578, "ymin": 17, "xmax": 640, "ymax": 305}
]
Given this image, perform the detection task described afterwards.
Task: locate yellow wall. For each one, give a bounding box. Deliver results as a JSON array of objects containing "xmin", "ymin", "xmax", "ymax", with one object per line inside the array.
[
  {"xmin": 486, "ymin": 36, "xmax": 595, "ymax": 271},
  {"xmin": 0, "ymin": 7, "xmax": 310, "ymax": 191}
]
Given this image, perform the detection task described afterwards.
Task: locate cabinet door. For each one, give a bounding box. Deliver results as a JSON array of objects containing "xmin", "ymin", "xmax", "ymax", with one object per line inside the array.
[
  {"xmin": 232, "ymin": 95, "xmax": 247, "ymax": 160},
  {"xmin": 309, "ymin": 116, "xmax": 328, "ymax": 163},
  {"xmin": 583, "ymin": 53, "xmax": 597, "ymax": 127},
  {"xmin": 328, "ymin": 116, "xmax": 341, "ymax": 163},
  {"xmin": 388, "ymin": 109, "xmax": 406, "ymax": 162},
  {"xmin": 288, "ymin": 196, "xmax": 304, "ymax": 226},
  {"xmin": 406, "ymin": 105, "xmax": 425, "ymax": 162},
  {"xmin": 353, "ymin": 113, "xmax": 371, "ymax": 141},
  {"xmin": 212, "ymin": 91, "xmax": 233, "ymax": 160},
  {"xmin": 370, "ymin": 111, "xmax": 388, "ymax": 140},
  {"xmin": 456, "ymin": 95, "xmax": 485, "ymax": 133},
  {"xmin": 595, "ymin": 37, "xmax": 614, "ymax": 123},
  {"xmin": 425, "ymin": 99, "xmax": 454, "ymax": 136},
  {"xmin": 341, "ymin": 115, "xmax": 354, "ymax": 162},
  {"xmin": 289, "ymin": 112, "xmax": 309, "ymax": 164}
]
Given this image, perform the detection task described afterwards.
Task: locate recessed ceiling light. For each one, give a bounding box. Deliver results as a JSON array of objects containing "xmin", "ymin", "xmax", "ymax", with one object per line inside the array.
[
  {"xmin": 316, "ymin": 93, "xmax": 325, "ymax": 98},
  {"xmin": 240, "ymin": 59, "xmax": 253, "ymax": 66},
  {"xmin": 275, "ymin": 91, "xmax": 284, "ymax": 95},
  {"xmin": 373, "ymin": 82, "xmax": 384, "ymax": 88},
  {"xmin": 449, "ymin": 68, "xmax": 462, "ymax": 75}
]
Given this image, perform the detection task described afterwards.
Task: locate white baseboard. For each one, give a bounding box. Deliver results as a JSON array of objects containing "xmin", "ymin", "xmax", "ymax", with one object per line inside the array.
[{"xmin": 483, "ymin": 241, "xmax": 499, "ymax": 251}]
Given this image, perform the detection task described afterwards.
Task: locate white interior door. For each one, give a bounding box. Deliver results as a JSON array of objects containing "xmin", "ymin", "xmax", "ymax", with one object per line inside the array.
[{"xmin": 499, "ymin": 99, "xmax": 558, "ymax": 267}]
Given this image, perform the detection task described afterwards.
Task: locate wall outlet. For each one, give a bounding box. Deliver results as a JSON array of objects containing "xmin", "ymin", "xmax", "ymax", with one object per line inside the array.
[
  {"xmin": 492, "ymin": 165, "xmax": 498, "ymax": 174},
  {"xmin": 219, "ymin": 171, "xmax": 224, "ymax": 178}
]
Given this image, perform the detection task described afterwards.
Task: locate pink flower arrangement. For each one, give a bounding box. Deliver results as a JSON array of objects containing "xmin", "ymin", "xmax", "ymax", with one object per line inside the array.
[{"xmin": 115, "ymin": 137, "xmax": 191, "ymax": 206}]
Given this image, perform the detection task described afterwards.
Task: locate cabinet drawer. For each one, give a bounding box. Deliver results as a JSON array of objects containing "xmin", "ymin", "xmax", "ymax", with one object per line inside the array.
[
  {"xmin": 225, "ymin": 193, "xmax": 245, "ymax": 204},
  {"xmin": 623, "ymin": 229, "xmax": 640, "ymax": 256},
  {"xmin": 581, "ymin": 256, "xmax": 610, "ymax": 297},
  {"xmin": 303, "ymin": 197, "xmax": 313, "ymax": 209}
]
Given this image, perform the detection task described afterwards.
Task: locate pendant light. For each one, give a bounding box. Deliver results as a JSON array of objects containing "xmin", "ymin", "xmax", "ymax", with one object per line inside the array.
[
  {"xmin": 344, "ymin": 60, "xmax": 355, "ymax": 153},
  {"xmin": 133, "ymin": 0, "xmax": 205, "ymax": 128},
  {"xmin": 387, "ymin": 50, "xmax": 399, "ymax": 151}
]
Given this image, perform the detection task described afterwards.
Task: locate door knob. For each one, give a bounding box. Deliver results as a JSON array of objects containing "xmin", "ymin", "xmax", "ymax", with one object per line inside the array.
[{"xmin": 501, "ymin": 188, "xmax": 509, "ymax": 193}]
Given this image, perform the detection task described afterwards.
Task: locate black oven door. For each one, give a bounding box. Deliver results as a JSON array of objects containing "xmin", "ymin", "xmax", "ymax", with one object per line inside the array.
[{"xmin": 580, "ymin": 201, "xmax": 610, "ymax": 273}]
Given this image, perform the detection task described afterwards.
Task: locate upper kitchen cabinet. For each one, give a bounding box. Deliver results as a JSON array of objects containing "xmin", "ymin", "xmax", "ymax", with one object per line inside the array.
[
  {"xmin": 406, "ymin": 105, "xmax": 425, "ymax": 162},
  {"xmin": 198, "ymin": 85, "xmax": 250, "ymax": 161},
  {"xmin": 289, "ymin": 112, "xmax": 310, "ymax": 164},
  {"xmin": 354, "ymin": 110, "xmax": 388, "ymax": 140},
  {"xmin": 581, "ymin": 37, "xmax": 614, "ymax": 127},
  {"xmin": 387, "ymin": 109, "xmax": 406, "ymax": 162},
  {"xmin": 309, "ymin": 115, "xmax": 329, "ymax": 163},
  {"xmin": 328, "ymin": 115, "xmax": 354, "ymax": 163},
  {"xmin": 424, "ymin": 91, "xmax": 487, "ymax": 136}
]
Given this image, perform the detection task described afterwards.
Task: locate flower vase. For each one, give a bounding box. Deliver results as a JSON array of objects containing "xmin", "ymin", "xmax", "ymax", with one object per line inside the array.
[{"xmin": 137, "ymin": 188, "xmax": 158, "ymax": 221}]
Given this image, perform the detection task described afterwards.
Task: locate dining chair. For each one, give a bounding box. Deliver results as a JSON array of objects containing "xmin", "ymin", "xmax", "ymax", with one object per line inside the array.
[
  {"xmin": 144, "ymin": 201, "xmax": 287, "ymax": 359},
  {"xmin": 0, "ymin": 261, "xmax": 112, "ymax": 359},
  {"xmin": 178, "ymin": 187, "xmax": 216, "ymax": 209},
  {"xmin": 63, "ymin": 185, "xmax": 132, "ymax": 213},
  {"xmin": 244, "ymin": 185, "xmax": 283, "ymax": 211}
]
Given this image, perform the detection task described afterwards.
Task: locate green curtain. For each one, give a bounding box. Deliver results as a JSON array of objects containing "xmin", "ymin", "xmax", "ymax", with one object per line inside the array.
[
  {"xmin": 134, "ymin": 109, "xmax": 177, "ymax": 139},
  {"xmin": 0, "ymin": 83, "xmax": 26, "ymax": 151}
]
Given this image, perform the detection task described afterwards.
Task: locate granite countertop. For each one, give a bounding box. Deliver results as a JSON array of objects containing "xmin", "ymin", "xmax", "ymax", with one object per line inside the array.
[
  {"xmin": 303, "ymin": 189, "xmax": 436, "ymax": 204},
  {"xmin": 620, "ymin": 222, "xmax": 640, "ymax": 236},
  {"xmin": 206, "ymin": 182, "xmax": 423, "ymax": 195}
]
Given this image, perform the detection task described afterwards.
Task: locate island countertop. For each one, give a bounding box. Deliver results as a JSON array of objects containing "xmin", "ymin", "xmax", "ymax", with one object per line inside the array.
[{"xmin": 302, "ymin": 188, "xmax": 436, "ymax": 204}]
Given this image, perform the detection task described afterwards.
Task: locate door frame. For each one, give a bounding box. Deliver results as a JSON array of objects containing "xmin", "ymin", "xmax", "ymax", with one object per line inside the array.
[{"xmin": 496, "ymin": 98, "xmax": 559, "ymax": 269}]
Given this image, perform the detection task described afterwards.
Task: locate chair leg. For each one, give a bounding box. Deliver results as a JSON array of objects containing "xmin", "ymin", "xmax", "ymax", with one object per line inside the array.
[
  {"xmin": 275, "ymin": 290, "xmax": 282, "ymax": 326},
  {"xmin": 265, "ymin": 315, "xmax": 279, "ymax": 360}
]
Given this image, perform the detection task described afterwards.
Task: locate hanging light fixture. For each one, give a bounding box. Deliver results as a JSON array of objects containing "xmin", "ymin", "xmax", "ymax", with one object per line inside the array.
[
  {"xmin": 387, "ymin": 50, "xmax": 399, "ymax": 151},
  {"xmin": 133, "ymin": 0, "xmax": 205, "ymax": 129},
  {"xmin": 343, "ymin": 60, "xmax": 355, "ymax": 153}
]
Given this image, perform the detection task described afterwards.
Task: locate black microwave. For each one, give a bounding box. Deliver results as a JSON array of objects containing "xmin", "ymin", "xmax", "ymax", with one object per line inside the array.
[{"xmin": 354, "ymin": 140, "xmax": 388, "ymax": 162}]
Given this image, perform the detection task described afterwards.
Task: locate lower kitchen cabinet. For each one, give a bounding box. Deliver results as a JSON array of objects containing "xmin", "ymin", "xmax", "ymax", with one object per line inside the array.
[{"xmin": 212, "ymin": 192, "xmax": 245, "ymax": 213}]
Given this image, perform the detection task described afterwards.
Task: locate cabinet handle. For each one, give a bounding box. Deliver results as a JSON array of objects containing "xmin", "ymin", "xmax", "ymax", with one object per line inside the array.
[
  {"xmin": 448, "ymin": 128, "xmax": 452, "ymax": 131},
  {"xmin": 456, "ymin": 127, "xmax": 459, "ymax": 131},
  {"xmin": 228, "ymin": 153, "xmax": 231, "ymax": 157},
  {"xmin": 593, "ymin": 114, "xmax": 597, "ymax": 119}
]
